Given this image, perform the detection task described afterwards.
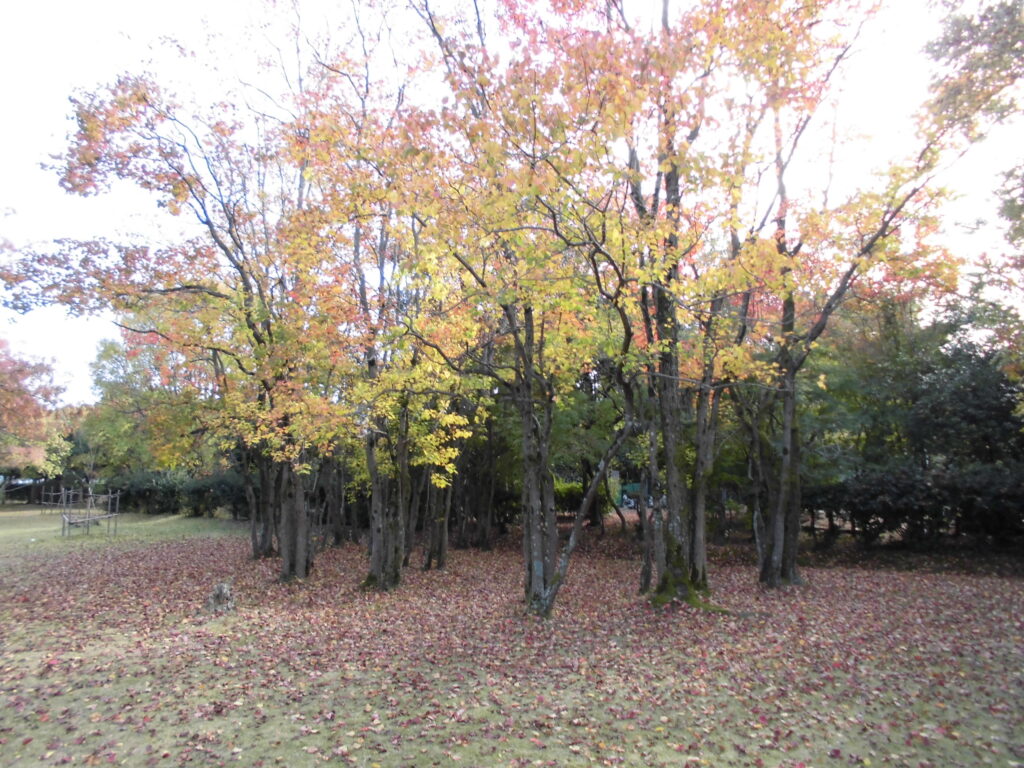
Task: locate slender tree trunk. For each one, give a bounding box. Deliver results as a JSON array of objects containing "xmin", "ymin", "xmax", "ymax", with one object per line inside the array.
[
  {"xmin": 241, "ymin": 449, "xmax": 259, "ymax": 548},
  {"xmin": 761, "ymin": 362, "xmax": 796, "ymax": 587},
  {"xmin": 483, "ymin": 422, "xmax": 497, "ymax": 547},
  {"xmin": 327, "ymin": 459, "xmax": 348, "ymax": 546},
  {"xmin": 690, "ymin": 385, "xmax": 721, "ymax": 590},
  {"xmin": 782, "ymin": 409, "xmax": 803, "ymax": 584},
  {"xmin": 455, "ymin": 472, "xmax": 471, "ymax": 548},
  {"xmin": 438, "ymin": 481, "xmax": 451, "ymax": 569},
  {"xmin": 405, "ymin": 468, "xmax": 427, "ymax": 566},
  {"xmin": 637, "ymin": 411, "xmax": 659, "ymax": 595},
  {"xmin": 423, "ymin": 480, "xmax": 437, "ymax": 571},
  {"xmin": 605, "ymin": 473, "xmax": 628, "ymax": 534},
  {"xmin": 395, "ymin": 401, "xmax": 414, "ymax": 565},
  {"xmin": 532, "ymin": 407, "xmax": 636, "ymax": 614},
  {"xmin": 581, "ymin": 458, "xmax": 602, "ymax": 531},
  {"xmin": 520, "ymin": 385, "xmax": 552, "ymax": 611},
  {"xmin": 477, "ymin": 441, "xmax": 496, "ymax": 548},
  {"xmin": 279, "ymin": 465, "xmax": 295, "ymax": 578},
  {"xmin": 648, "ymin": 425, "xmax": 670, "ymax": 597},
  {"xmin": 639, "ymin": 495, "xmax": 653, "ymax": 593}
]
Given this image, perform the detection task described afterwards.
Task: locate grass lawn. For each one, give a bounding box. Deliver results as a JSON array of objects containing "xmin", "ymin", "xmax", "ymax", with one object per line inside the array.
[{"xmin": 0, "ymin": 506, "xmax": 1020, "ymax": 767}]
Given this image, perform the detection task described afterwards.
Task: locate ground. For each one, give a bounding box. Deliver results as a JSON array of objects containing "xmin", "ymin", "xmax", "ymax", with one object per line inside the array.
[{"xmin": 0, "ymin": 506, "xmax": 1021, "ymax": 767}]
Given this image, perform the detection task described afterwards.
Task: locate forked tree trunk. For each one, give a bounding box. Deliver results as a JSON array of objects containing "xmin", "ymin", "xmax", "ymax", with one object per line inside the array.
[{"xmin": 529, "ymin": 410, "xmax": 636, "ymax": 616}]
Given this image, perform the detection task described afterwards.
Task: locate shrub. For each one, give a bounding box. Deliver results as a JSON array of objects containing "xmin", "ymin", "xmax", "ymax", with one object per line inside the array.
[
  {"xmin": 112, "ymin": 469, "xmax": 249, "ymax": 517},
  {"xmin": 554, "ymin": 478, "xmax": 584, "ymax": 513}
]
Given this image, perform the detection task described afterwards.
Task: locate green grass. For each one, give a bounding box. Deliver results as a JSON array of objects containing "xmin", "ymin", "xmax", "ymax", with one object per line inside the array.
[
  {"xmin": 0, "ymin": 507, "xmax": 245, "ymax": 565},
  {"xmin": 1, "ymin": 509, "xmax": 1021, "ymax": 767}
]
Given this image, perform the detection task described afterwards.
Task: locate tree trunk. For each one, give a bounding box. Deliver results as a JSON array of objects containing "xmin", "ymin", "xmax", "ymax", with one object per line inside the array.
[
  {"xmin": 278, "ymin": 463, "xmax": 312, "ymax": 581},
  {"xmin": 454, "ymin": 471, "xmax": 471, "ymax": 548},
  {"xmin": 327, "ymin": 459, "xmax": 349, "ymax": 546},
  {"xmin": 520, "ymin": 382, "xmax": 555, "ymax": 612},
  {"xmin": 689, "ymin": 384, "xmax": 720, "ymax": 590},
  {"xmin": 477, "ymin": 445, "xmax": 496, "ymax": 548},
  {"xmin": 581, "ymin": 458, "xmax": 602, "ymax": 531},
  {"xmin": 365, "ymin": 431, "xmax": 403, "ymax": 590},
  {"xmin": 651, "ymin": 282, "xmax": 692, "ymax": 604},
  {"xmin": 395, "ymin": 401, "xmax": 414, "ymax": 566},
  {"xmin": 241, "ymin": 449, "xmax": 259, "ymax": 544},
  {"xmin": 760, "ymin": 362, "xmax": 796, "ymax": 587},
  {"xmin": 530, "ymin": 408, "xmax": 636, "ymax": 614},
  {"xmin": 438, "ymin": 482, "xmax": 451, "ymax": 569},
  {"xmin": 251, "ymin": 457, "xmax": 277, "ymax": 559},
  {"xmin": 605, "ymin": 473, "xmax": 628, "ymax": 534},
  {"xmin": 405, "ymin": 468, "xmax": 427, "ymax": 566},
  {"xmin": 423, "ymin": 480, "xmax": 437, "ymax": 571},
  {"xmin": 482, "ymin": 421, "xmax": 498, "ymax": 547},
  {"xmin": 423, "ymin": 476, "xmax": 453, "ymax": 570},
  {"xmin": 632, "ymin": 409, "xmax": 656, "ymax": 593},
  {"xmin": 639, "ymin": 496, "xmax": 654, "ymax": 593},
  {"xmin": 782, "ymin": 408, "xmax": 803, "ymax": 584}
]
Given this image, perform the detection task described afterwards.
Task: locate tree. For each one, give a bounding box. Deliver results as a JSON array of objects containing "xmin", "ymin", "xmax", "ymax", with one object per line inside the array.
[
  {"xmin": 2, "ymin": 0, "xmax": 1007, "ymax": 607},
  {"xmin": 0, "ymin": 340, "xmax": 63, "ymax": 494},
  {"xmin": 290, "ymin": 10, "xmax": 481, "ymax": 590},
  {"xmin": 80, "ymin": 338, "xmax": 212, "ymax": 476},
  {"xmin": 927, "ymin": 0, "xmax": 1024, "ymax": 144},
  {"xmin": 2, "ymin": 66, "xmax": 358, "ymax": 578},
  {"xmin": 802, "ymin": 297, "xmax": 1024, "ymax": 545},
  {"xmin": 402, "ymin": 0, "xmax": 970, "ymax": 600},
  {"xmin": 927, "ymin": 0, "xmax": 1024, "ymax": 378},
  {"xmin": 396, "ymin": 0, "xmax": 643, "ymax": 615}
]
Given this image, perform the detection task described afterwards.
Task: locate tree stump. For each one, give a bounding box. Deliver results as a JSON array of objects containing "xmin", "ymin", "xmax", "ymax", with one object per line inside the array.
[{"xmin": 204, "ymin": 582, "xmax": 235, "ymax": 614}]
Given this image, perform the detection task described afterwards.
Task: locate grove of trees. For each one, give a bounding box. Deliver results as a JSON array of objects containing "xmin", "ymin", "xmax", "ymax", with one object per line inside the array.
[{"xmin": 2, "ymin": 0, "xmax": 1021, "ymax": 615}]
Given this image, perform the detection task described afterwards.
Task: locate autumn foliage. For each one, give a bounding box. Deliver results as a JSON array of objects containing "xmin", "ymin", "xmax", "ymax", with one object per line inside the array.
[
  {"xmin": 0, "ymin": 341, "xmax": 61, "ymax": 477},
  {"xmin": 0, "ymin": 0, "xmax": 1020, "ymax": 614}
]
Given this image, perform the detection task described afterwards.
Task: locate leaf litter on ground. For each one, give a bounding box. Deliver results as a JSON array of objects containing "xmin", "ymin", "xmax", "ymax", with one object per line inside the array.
[{"xmin": 1, "ymin": 512, "xmax": 1021, "ymax": 767}]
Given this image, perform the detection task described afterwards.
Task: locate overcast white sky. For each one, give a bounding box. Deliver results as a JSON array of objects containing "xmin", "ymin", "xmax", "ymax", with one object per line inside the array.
[
  {"xmin": 0, "ymin": 0, "xmax": 1012, "ymax": 404},
  {"xmin": 0, "ymin": 0, "xmax": 271, "ymax": 402}
]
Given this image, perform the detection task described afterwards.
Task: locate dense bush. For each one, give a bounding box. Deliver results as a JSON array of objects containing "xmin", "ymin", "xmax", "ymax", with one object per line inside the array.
[
  {"xmin": 938, "ymin": 462, "xmax": 1024, "ymax": 540},
  {"xmin": 113, "ymin": 469, "xmax": 248, "ymax": 517},
  {"xmin": 110, "ymin": 471, "xmax": 183, "ymax": 515},
  {"xmin": 802, "ymin": 318, "xmax": 1024, "ymax": 549},
  {"xmin": 805, "ymin": 461, "xmax": 1024, "ymax": 548},
  {"xmin": 844, "ymin": 464, "xmax": 947, "ymax": 546},
  {"xmin": 554, "ymin": 478, "xmax": 584, "ymax": 513},
  {"xmin": 183, "ymin": 471, "xmax": 249, "ymax": 519}
]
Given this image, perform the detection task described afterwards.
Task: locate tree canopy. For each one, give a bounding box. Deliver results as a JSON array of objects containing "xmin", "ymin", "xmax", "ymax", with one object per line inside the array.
[{"xmin": 1, "ymin": 0, "xmax": 1021, "ymax": 613}]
